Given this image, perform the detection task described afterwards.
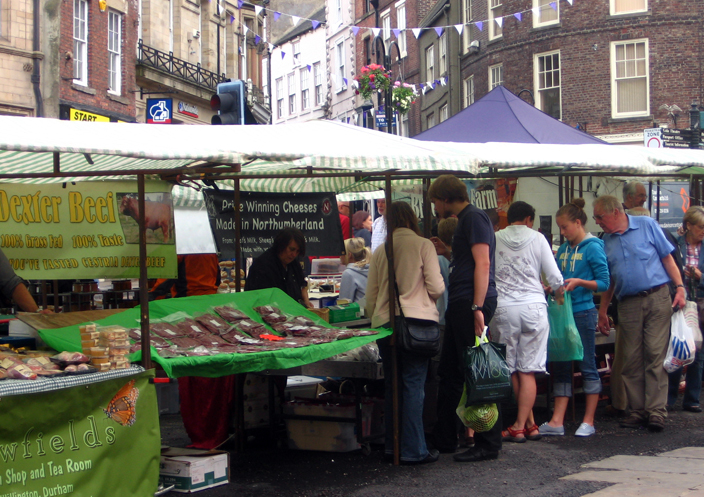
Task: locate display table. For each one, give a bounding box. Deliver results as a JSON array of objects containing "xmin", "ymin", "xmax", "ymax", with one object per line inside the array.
[{"xmin": 0, "ymin": 366, "xmax": 161, "ymax": 497}]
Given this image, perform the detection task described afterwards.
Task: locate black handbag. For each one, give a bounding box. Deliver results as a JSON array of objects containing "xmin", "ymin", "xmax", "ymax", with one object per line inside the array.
[{"xmin": 394, "ymin": 280, "xmax": 441, "ymax": 357}]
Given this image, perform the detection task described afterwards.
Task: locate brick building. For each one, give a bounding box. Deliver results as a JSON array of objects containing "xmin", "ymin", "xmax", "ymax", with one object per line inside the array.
[{"xmin": 417, "ymin": 0, "xmax": 704, "ymax": 144}]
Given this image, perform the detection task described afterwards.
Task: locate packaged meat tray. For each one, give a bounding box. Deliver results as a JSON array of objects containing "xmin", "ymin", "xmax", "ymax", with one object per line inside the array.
[
  {"xmin": 288, "ymin": 315, "xmax": 316, "ymax": 327},
  {"xmin": 170, "ymin": 336, "xmax": 202, "ymax": 349},
  {"xmin": 195, "ymin": 332, "xmax": 230, "ymax": 348},
  {"xmin": 253, "ymin": 305, "xmax": 282, "ymax": 317},
  {"xmin": 213, "ymin": 305, "xmax": 249, "ymax": 323},
  {"xmin": 262, "ymin": 312, "xmax": 288, "ymax": 325},
  {"xmin": 150, "ymin": 322, "xmax": 184, "ymax": 339},
  {"xmin": 174, "ymin": 318, "xmax": 208, "ymax": 338},
  {"xmin": 235, "ymin": 319, "xmax": 268, "ymax": 339},
  {"xmin": 195, "ymin": 313, "xmax": 232, "ymax": 335}
]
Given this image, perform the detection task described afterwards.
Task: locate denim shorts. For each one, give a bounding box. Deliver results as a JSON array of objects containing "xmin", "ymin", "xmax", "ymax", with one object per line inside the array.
[{"xmin": 493, "ymin": 302, "xmax": 550, "ymax": 374}]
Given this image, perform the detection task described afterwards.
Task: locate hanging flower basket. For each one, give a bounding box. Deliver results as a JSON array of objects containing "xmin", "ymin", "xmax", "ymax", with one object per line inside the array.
[
  {"xmin": 354, "ymin": 64, "xmax": 392, "ymax": 100},
  {"xmin": 391, "ymin": 82, "xmax": 418, "ymax": 115}
]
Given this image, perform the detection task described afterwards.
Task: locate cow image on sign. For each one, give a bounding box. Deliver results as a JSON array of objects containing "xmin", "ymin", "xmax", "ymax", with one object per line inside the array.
[{"xmin": 118, "ymin": 193, "xmax": 174, "ymax": 244}]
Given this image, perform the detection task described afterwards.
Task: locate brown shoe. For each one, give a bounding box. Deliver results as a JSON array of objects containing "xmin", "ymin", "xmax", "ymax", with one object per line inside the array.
[
  {"xmin": 647, "ymin": 414, "xmax": 665, "ymax": 432},
  {"xmin": 619, "ymin": 413, "xmax": 646, "ymax": 429}
]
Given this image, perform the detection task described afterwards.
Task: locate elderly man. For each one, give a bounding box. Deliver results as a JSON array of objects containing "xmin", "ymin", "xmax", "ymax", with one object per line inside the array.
[
  {"xmin": 623, "ymin": 181, "xmax": 648, "ymax": 210},
  {"xmin": 594, "ymin": 196, "xmax": 685, "ymax": 432},
  {"xmin": 370, "ymin": 198, "xmax": 387, "ymax": 254}
]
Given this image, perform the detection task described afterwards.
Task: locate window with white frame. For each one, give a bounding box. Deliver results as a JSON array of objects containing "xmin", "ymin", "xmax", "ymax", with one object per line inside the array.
[
  {"xmin": 336, "ymin": 40, "xmax": 346, "ymax": 92},
  {"xmin": 288, "ymin": 73, "xmax": 296, "ymax": 114},
  {"xmin": 336, "ymin": 0, "xmax": 342, "ymax": 24},
  {"xmin": 396, "ymin": 1, "xmax": 407, "ymax": 57},
  {"xmin": 439, "ymin": 32, "xmax": 447, "ymax": 75},
  {"xmin": 463, "ymin": 75, "xmax": 475, "ymax": 108},
  {"xmin": 73, "ymin": 0, "xmax": 88, "ymax": 85},
  {"xmin": 401, "ymin": 113, "xmax": 409, "ymax": 137},
  {"xmin": 611, "ymin": 39, "xmax": 649, "ymax": 117},
  {"xmin": 533, "ymin": 0, "xmax": 558, "ymax": 27},
  {"xmin": 489, "ymin": 63, "xmax": 503, "ymax": 89},
  {"xmin": 427, "ymin": 113, "xmax": 436, "ymax": 130},
  {"xmin": 313, "ymin": 62, "xmax": 324, "ymax": 105},
  {"xmin": 535, "ymin": 51, "xmax": 561, "ymax": 120},
  {"xmin": 381, "ymin": 10, "xmax": 391, "ymax": 43},
  {"xmin": 610, "ymin": 0, "xmax": 646, "ymax": 15},
  {"xmin": 292, "ymin": 41, "xmax": 301, "ymax": 65},
  {"xmin": 462, "ymin": 0, "xmax": 473, "ymax": 53},
  {"xmin": 300, "ymin": 68, "xmax": 309, "ymax": 110},
  {"xmin": 276, "ymin": 77, "xmax": 284, "ymax": 118},
  {"xmin": 426, "ymin": 45, "xmax": 434, "ymax": 82},
  {"xmin": 440, "ymin": 104, "xmax": 448, "ymax": 122},
  {"xmin": 489, "ymin": 0, "xmax": 502, "ymax": 40},
  {"xmin": 107, "ymin": 11, "xmax": 122, "ymax": 94}
]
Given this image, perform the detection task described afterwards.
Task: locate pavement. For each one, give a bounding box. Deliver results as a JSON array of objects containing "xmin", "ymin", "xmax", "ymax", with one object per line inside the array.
[{"xmin": 159, "ymin": 395, "xmax": 704, "ymax": 497}]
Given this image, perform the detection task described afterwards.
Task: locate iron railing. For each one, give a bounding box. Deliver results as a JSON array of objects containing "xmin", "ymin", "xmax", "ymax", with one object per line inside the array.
[{"xmin": 137, "ymin": 39, "xmax": 226, "ymax": 91}]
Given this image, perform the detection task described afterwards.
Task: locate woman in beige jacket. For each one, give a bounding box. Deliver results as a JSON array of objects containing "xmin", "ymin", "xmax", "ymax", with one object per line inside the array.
[{"xmin": 366, "ymin": 201, "xmax": 445, "ymax": 464}]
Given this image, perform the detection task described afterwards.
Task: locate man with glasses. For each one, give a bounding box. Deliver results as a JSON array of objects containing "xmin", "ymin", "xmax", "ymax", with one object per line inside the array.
[
  {"xmin": 594, "ymin": 196, "xmax": 686, "ymax": 432},
  {"xmin": 623, "ymin": 181, "xmax": 648, "ymax": 210}
]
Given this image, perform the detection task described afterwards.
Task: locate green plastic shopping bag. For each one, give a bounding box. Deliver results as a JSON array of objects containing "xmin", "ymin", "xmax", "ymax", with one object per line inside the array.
[{"xmin": 547, "ymin": 293, "xmax": 584, "ymax": 362}]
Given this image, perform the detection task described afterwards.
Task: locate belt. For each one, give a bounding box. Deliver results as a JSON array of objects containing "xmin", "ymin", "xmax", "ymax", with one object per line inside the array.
[{"xmin": 621, "ymin": 283, "xmax": 667, "ymax": 300}]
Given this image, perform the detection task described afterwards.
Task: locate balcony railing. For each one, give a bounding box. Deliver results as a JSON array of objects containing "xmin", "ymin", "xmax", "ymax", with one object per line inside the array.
[{"xmin": 137, "ymin": 39, "xmax": 226, "ymax": 91}]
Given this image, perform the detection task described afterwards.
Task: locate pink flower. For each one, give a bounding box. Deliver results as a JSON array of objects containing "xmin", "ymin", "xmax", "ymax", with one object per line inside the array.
[{"xmin": 361, "ymin": 66, "xmax": 370, "ymax": 74}]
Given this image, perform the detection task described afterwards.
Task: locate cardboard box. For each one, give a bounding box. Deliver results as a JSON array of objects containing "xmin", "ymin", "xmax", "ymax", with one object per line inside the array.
[
  {"xmin": 159, "ymin": 448, "xmax": 229, "ymax": 493},
  {"xmin": 328, "ymin": 303, "xmax": 361, "ymax": 323}
]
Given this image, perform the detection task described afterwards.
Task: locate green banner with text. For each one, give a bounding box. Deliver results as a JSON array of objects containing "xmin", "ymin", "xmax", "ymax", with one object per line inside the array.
[
  {"xmin": 0, "ymin": 181, "xmax": 177, "ymax": 279},
  {"xmin": 0, "ymin": 370, "xmax": 160, "ymax": 497}
]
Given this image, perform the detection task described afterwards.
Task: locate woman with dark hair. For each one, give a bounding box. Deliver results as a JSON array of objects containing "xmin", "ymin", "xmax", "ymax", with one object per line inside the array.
[
  {"xmin": 540, "ymin": 198, "xmax": 610, "ymax": 438},
  {"xmin": 352, "ymin": 210, "xmax": 373, "ymax": 247},
  {"xmin": 366, "ymin": 201, "xmax": 445, "ymax": 464},
  {"xmin": 245, "ymin": 227, "xmax": 313, "ymax": 308}
]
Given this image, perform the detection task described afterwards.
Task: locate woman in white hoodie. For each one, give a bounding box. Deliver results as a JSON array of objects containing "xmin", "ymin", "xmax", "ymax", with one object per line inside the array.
[{"xmin": 492, "ymin": 201, "xmax": 564, "ymax": 443}]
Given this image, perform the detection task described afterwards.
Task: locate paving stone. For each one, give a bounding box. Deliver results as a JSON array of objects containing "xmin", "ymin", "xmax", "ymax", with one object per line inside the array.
[
  {"xmin": 658, "ymin": 447, "xmax": 704, "ymax": 460},
  {"xmin": 563, "ymin": 468, "xmax": 704, "ymax": 487},
  {"xmin": 582, "ymin": 455, "xmax": 704, "ymax": 474}
]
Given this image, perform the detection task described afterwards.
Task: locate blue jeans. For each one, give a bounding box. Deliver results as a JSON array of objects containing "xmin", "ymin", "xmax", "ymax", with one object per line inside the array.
[
  {"xmin": 378, "ymin": 332, "xmax": 430, "ymax": 462},
  {"xmin": 668, "ymin": 348, "xmax": 704, "ymax": 408},
  {"xmin": 551, "ymin": 308, "xmax": 602, "ymax": 397}
]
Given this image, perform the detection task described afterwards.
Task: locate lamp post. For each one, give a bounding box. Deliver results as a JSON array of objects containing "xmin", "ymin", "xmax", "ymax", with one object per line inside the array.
[
  {"xmin": 690, "ymin": 101, "xmax": 701, "ymax": 149},
  {"xmin": 371, "ymin": 1, "xmax": 404, "ymax": 134}
]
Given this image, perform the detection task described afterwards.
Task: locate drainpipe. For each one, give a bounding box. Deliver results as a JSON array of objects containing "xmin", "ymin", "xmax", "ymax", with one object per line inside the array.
[{"xmin": 32, "ymin": 0, "xmax": 44, "ymax": 117}]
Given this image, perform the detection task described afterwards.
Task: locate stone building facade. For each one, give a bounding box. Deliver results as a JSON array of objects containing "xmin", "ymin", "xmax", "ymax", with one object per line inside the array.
[{"xmin": 0, "ymin": 0, "xmax": 38, "ymax": 117}]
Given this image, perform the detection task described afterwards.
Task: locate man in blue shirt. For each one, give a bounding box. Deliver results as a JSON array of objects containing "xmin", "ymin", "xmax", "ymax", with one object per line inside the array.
[{"xmin": 594, "ymin": 196, "xmax": 685, "ymax": 432}]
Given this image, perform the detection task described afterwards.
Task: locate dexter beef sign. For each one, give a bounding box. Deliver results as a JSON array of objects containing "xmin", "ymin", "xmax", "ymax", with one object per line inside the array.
[{"xmin": 203, "ymin": 190, "xmax": 345, "ymax": 260}]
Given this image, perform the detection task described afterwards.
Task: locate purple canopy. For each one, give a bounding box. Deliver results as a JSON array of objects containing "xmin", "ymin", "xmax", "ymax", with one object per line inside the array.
[{"xmin": 415, "ymin": 86, "xmax": 607, "ymax": 145}]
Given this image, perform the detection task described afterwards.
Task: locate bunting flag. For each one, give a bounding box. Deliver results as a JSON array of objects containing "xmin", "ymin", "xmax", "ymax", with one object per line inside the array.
[
  {"xmin": 454, "ymin": 24, "xmax": 464, "ymax": 35},
  {"xmin": 307, "ymin": 64, "xmax": 312, "ymax": 72},
  {"xmin": 434, "ymin": 27, "xmax": 443, "ymax": 37},
  {"xmin": 496, "ymin": 17, "xmax": 503, "ymax": 28},
  {"xmin": 412, "ymin": 28, "xmax": 422, "ymax": 39},
  {"xmin": 476, "ymin": 21, "xmax": 483, "ymax": 31},
  {"xmin": 392, "ymin": 28, "xmax": 401, "ymax": 38},
  {"xmin": 274, "ymin": 11, "xmax": 281, "ymax": 21},
  {"xmin": 514, "ymin": 12, "xmax": 522, "ymax": 21},
  {"xmin": 343, "ymin": 77, "xmax": 348, "ymax": 86},
  {"xmin": 567, "ymin": 0, "xmax": 573, "ymax": 4},
  {"xmin": 281, "ymin": 51, "xmax": 285, "ymax": 59},
  {"xmin": 371, "ymin": 27, "xmax": 381, "ymax": 38},
  {"xmin": 440, "ymin": 77, "xmax": 447, "ymax": 86},
  {"xmin": 230, "ymin": 14, "xmax": 234, "ymax": 23},
  {"xmin": 532, "ymin": 6, "xmax": 540, "ymax": 16},
  {"xmin": 291, "ymin": 16, "xmax": 300, "ymax": 26},
  {"xmin": 268, "ymin": 42, "xmax": 275, "ymax": 51},
  {"xmin": 254, "ymin": 34, "xmax": 261, "ymax": 45},
  {"xmin": 351, "ymin": 26, "xmax": 360, "ymax": 36},
  {"xmin": 550, "ymin": 1, "xmax": 557, "ymax": 11},
  {"xmin": 254, "ymin": 5, "xmax": 262, "ymax": 15},
  {"xmin": 312, "ymin": 20, "xmax": 320, "ymax": 29},
  {"xmin": 237, "ymin": 0, "xmax": 243, "ymax": 9},
  {"xmin": 243, "ymin": 24, "xmax": 249, "ymax": 35}
]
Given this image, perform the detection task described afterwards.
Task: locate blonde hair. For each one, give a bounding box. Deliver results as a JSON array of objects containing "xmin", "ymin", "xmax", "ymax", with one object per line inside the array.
[
  {"xmin": 344, "ymin": 237, "xmax": 371, "ymax": 267},
  {"xmin": 683, "ymin": 206, "xmax": 704, "ymax": 231},
  {"xmin": 437, "ymin": 217, "xmax": 458, "ymax": 247}
]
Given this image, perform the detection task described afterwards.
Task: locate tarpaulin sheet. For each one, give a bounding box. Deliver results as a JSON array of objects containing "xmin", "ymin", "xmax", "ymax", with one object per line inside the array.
[{"xmin": 38, "ymin": 288, "xmax": 390, "ymax": 378}]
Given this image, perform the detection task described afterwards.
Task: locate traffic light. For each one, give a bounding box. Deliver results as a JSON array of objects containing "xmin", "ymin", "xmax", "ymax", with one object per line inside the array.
[{"xmin": 210, "ymin": 80, "xmax": 245, "ymax": 125}]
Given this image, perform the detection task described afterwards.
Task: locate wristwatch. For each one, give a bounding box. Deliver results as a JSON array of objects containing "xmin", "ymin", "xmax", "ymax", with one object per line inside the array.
[{"xmin": 471, "ymin": 304, "xmax": 483, "ymax": 312}]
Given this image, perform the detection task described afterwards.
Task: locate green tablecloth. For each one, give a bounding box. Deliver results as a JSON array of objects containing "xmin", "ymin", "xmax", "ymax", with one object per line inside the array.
[{"xmin": 38, "ymin": 288, "xmax": 390, "ymax": 378}]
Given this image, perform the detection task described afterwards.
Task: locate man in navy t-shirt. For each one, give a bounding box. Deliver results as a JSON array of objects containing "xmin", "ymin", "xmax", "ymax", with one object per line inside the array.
[{"xmin": 428, "ymin": 175, "xmax": 502, "ymax": 462}]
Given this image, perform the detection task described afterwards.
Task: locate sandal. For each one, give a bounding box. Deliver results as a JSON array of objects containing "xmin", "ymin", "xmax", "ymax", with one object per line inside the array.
[
  {"xmin": 524, "ymin": 424, "xmax": 542, "ymax": 441},
  {"xmin": 501, "ymin": 425, "xmax": 526, "ymax": 443}
]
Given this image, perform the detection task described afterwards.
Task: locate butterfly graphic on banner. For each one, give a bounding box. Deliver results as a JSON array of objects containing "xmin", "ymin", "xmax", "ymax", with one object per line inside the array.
[{"xmin": 103, "ymin": 379, "xmax": 140, "ymax": 426}]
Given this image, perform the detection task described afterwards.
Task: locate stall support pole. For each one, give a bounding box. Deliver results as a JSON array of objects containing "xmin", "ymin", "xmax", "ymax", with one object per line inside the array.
[
  {"xmin": 422, "ymin": 178, "xmax": 432, "ymax": 239},
  {"xmin": 558, "ymin": 176, "xmax": 564, "ymax": 245},
  {"xmin": 137, "ymin": 174, "xmax": 152, "ymax": 370},
  {"xmin": 233, "ymin": 179, "xmax": 245, "ymax": 453},
  {"xmin": 384, "ymin": 175, "xmax": 400, "ymax": 466},
  {"xmin": 234, "ymin": 178, "xmax": 242, "ymax": 291}
]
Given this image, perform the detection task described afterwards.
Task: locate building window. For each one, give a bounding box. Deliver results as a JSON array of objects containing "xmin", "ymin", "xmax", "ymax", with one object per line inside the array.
[
  {"xmin": 463, "ymin": 75, "xmax": 475, "ymax": 108},
  {"xmin": 462, "ymin": 0, "xmax": 473, "ymax": 53},
  {"xmin": 107, "ymin": 11, "xmax": 122, "ymax": 94},
  {"xmin": 426, "ymin": 113, "xmax": 436, "ymax": 130},
  {"xmin": 73, "ymin": 0, "xmax": 88, "ymax": 85},
  {"xmin": 535, "ymin": 51, "xmax": 561, "ymax": 120},
  {"xmin": 363, "ymin": 37, "xmax": 372, "ymax": 65},
  {"xmin": 611, "ymin": 0, "xmax": 646, "ymax": 15},
  {"xmin": 381, "ymin": 10, "xmax": 391, "ymax": 42},
  {"xmin": 611, "ymin": 39, "xmax": 649, "ymax": 118},
  {"xmin": 364, "ymin": 0, "xmax": 372, "ymax": 14},
  {"xmin": 300, "ymin": 68, "xmax": 309, "ymax": 110},
  {"xmin": 489, "ymin": 63, "xmax": 503, "ymax": 89},
  {"xmin": 533, "ymin": 0, "xmax": 558, "ymax": 27},
  {"xmin": 313, "ymin": 62, "xmax": 324, "ymax": 105},
  {"xmin": 396, "ymin": 1, "xmax": 407, "ymax": 57},
  {"xmin": 336, "ymin": 40, "xmax": 346, "ymax": 92},
  {"xmin": 440, "ymin": 104, "xmax": 448, "ymax": 122},
  {"xmin": 336, "ymin": 0, "xmax": 342, "ymax": 24},
  {"xmin": 425, "ymin": 45, "xmax": 434, "ymax": 81},
  {"xmin": 489, "ymin": 0, "xmax": 502, "ymax": 40},
  {"xmin": 288, "ymin": 73, "xmax": 296, "ymax": 114},
  {"xmin": 292, "ymin": 40, "xmax": 301, "ymax": 65},
  {"xmin": 439, "ymin": 32, "xmax": 447, "ymax": 75},
  {"xmin": 276, "ymin": 78, "xmax": 284, "ymax": 118}
]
